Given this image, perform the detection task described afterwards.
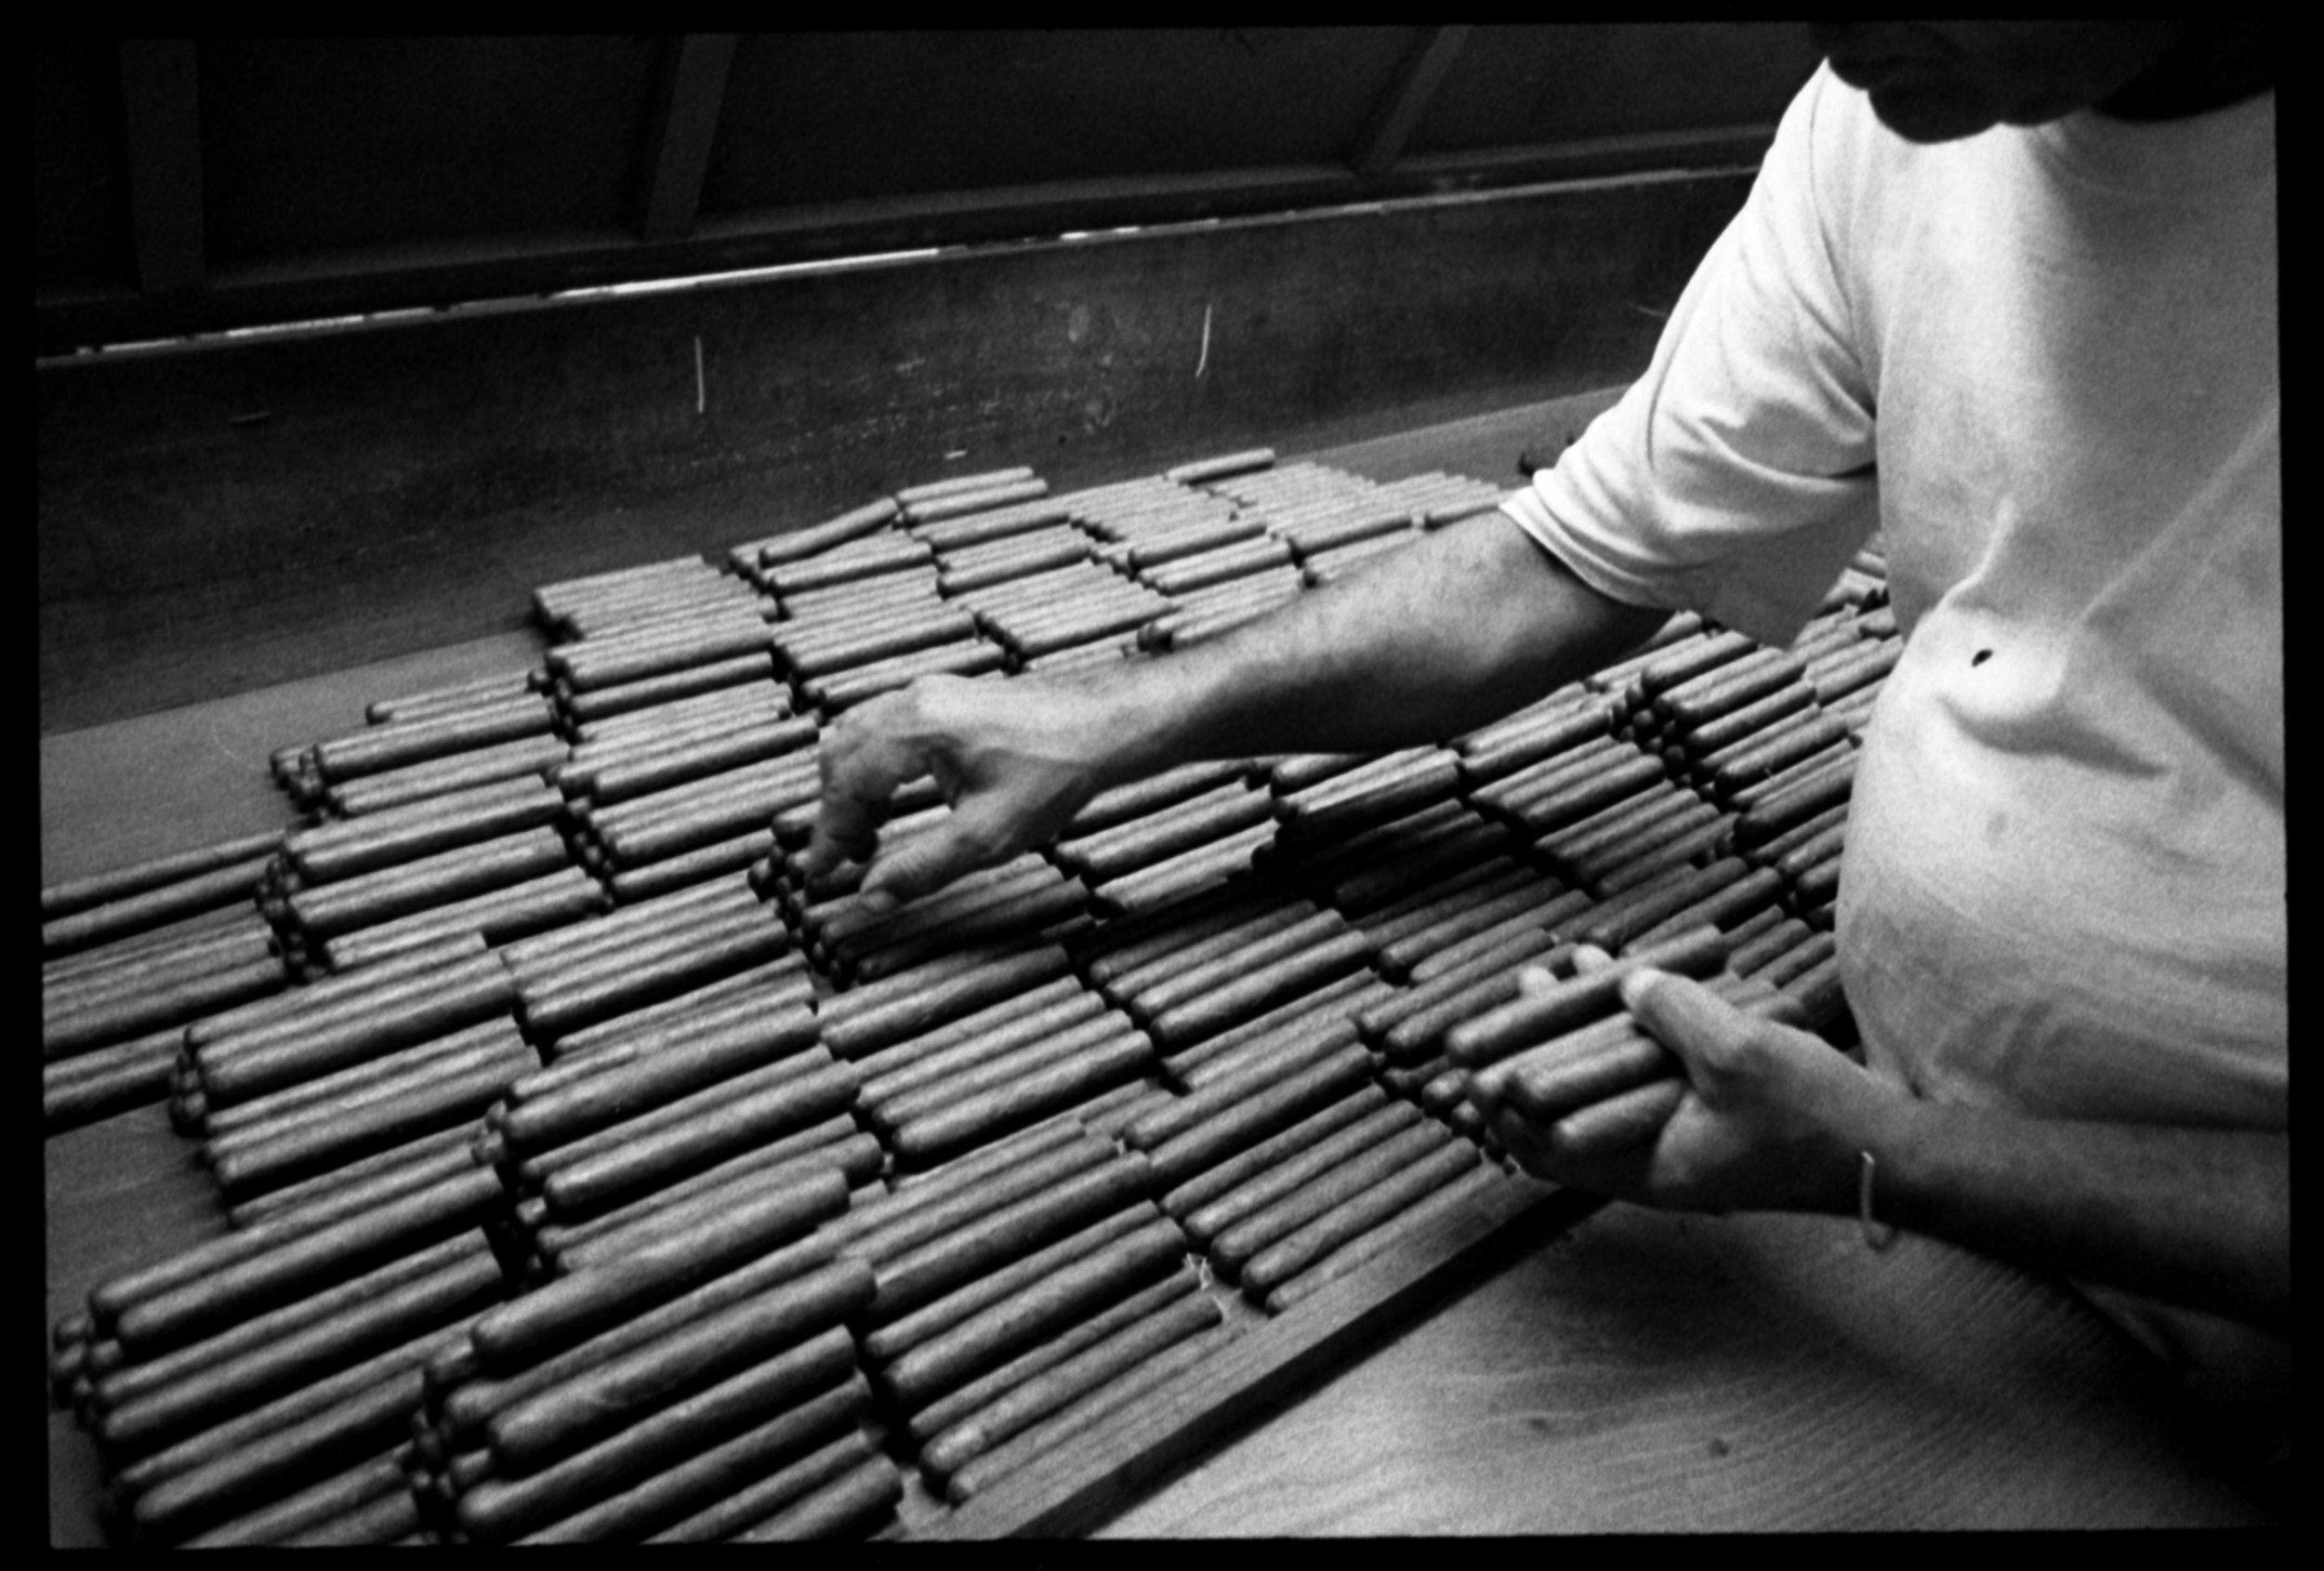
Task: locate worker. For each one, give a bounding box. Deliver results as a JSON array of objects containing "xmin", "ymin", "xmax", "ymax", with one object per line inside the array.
[{"xmin": 807, "ymin": 21, "xmax": 2284, "ymax": 1452}]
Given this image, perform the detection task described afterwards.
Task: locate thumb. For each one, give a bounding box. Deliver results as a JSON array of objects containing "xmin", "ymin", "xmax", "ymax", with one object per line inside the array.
[
  {"xmin": 859, "ymin": 815, "xmax": 1007, "ymax": 910},
  {"xmin": 1617, "ymin": 967, "xmax": 1737, "ymax": 1075}
]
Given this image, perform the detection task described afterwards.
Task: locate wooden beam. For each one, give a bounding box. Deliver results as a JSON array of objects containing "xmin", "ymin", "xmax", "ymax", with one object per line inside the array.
[
  {"xmin": 636, "ymin": 34, "xmax": 739, "ymax": 244},
  {"xmin": 37, "ymin": 131, "xmax": 1772, "ymax": 357},
  {"xmin": 1351, "ymin": 26, "xmax": 1472, "ymax": 177},
  {"xmin": 116, "ymin": 39, "xmax": 205, "ymax": 295}
]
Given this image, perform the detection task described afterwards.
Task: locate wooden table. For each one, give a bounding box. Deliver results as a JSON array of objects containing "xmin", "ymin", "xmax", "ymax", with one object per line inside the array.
[{"xmin": 42, "ymin": 400, "xmax": 2281, "ymax": 1540}]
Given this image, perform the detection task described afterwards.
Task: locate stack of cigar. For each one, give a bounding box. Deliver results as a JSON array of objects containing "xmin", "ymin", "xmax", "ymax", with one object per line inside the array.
[
  {"xmin": 44, "ymin": 830, "xmax": 294, "ymax": 1131},
  {"xmin": 410, "ymin": 1161, "xmax": 894, "ymax": 1542},
  {"xmin": 59, "ymin": 1156, "xmax": 512, "ymax": 1544},
  {"xmin": 554, "ymin": 702, "xmax": 816, "ymax": 897},
  {"xmin": 51, "ymin": 443, "xmax": 1910, "ymax": 1542},
  {"xmin": 169, "ymin": 938, "xmax": 533, "ymax": 1194},
  {"xmin": 274, "ymin": 674, "xmax": 563, "ymax": 818},
  {"xmin": 838, "ymin": 1125, "xmax": 1230, "ymax": 1507}
]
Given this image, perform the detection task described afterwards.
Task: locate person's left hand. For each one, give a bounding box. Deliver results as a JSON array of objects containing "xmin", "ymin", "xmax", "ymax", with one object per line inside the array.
[{"xmin": 1471, "ymin": 957, "xmax": 1898, "ymax": 1216}]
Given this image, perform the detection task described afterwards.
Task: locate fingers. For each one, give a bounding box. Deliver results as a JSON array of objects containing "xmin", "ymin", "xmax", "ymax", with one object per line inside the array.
[
  {"xmin": 1618, "ymin": 966, "xmax": 1744, "ymax": 1075},
  {"xmin": 801, "ymin": 695, "xmax": 926, "ymax": 886},
  {"xmin": 1548, "ymin": 1076, "xmax": 1687, "ymax": 1158},
  {"xmin": 1569, "ymin": 943, "xmax": 1618, "ymax": 975}
]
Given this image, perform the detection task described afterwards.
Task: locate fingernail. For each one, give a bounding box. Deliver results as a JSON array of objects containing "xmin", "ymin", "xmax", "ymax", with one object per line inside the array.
[
  {"xmin": 858, "ymin": 888, "xmax": 899, "ymax": 917},
  {"xmin": 1618, "ymin": 970, "xmax": 1656, "ymax": 1008}
]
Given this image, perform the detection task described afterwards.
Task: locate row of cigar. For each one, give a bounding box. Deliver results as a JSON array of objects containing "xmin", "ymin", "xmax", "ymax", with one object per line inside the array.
[{"xmin": 47, "ymin": 451, "xmax": 1894, "ymax": 1540}]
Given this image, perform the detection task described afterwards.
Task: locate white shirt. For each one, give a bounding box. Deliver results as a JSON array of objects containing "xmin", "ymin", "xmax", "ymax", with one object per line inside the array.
[{"xmin": 1503, "ymin": 67, "xmax": 2283, "ymax": 1396}]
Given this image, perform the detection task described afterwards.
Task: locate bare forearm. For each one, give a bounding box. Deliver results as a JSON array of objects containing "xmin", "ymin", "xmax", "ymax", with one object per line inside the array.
[
  {"xmin": 1865, "ymin": 1100, "xmax": 2290, "ymax": 1336},
  {"xmin": 1081, "ymin": 512, "xmax": 1669, "ymax": 782}
]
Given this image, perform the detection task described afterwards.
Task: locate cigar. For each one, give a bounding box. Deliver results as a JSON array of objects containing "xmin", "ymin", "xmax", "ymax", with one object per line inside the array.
[
  {"xmin": 1123, "ymin": 908, "xmax": 1352, "ymax": 1023},
  {"xmin": 517, "ymin": 918, "xmax": 790, "ymax": 1039},
  {"xmin": 100, "ymin": 1243, "xmax": 506, "ymax": 1457},
  {"xmin": 807, "ymin": 640, "xmax": 1007, "ymax": 711},
  {"xmin": 921, "ymin": 1291, "xmax": 1222, "ymax": 1482},
  {"xmin": 1731, "ymin": 918, "xmax": 1815, "ymax": 978},
  {"xmin": 1624, "ymin": 866, "xmax": 1785, "ymax": 953},
  {"xmin": 1791, "ymin": 852, "xmax": 1843, "ymax": 908},
  {"xmin": 499, "ymin": 876, "xmax": 751, "ymax": 971},
  {"xmin": 888, "ymin": 1030, "xmax": 1158, "ymax": 1165},
  {"xmin": 42, "ymin": 829, "xmax": 288, "ymax": 922},
  {"xmin": 1495, "ymin": 751, "xmax": 1670, "ymax": 837},
  {"xmin": 1634, "ymin": 629, "xmax": 1760, "ymax": 699},
  {"xmin": 560, "ymin": 653, "xmax": 778, "ymax": 724},
  {"xmin": 1403, "ymin": 890, "xmax": 1594, "ymax": 985},
  {"xmin": 1656, "ymin": 649, "xmax": 1804, "ymax": 729},
  {"xmin": 1261, "ymin": 1162, "xmax": 1511, "ymax": 1313},
  {"xmin": 727, "ymin": 1449, "xmax": 902, "ymax": 1541},
  {"xmin": 1783, "ymin": 954, "xmax": 1849, "ymax": 1030},
  {"xmin": 228, "ymin": 1134, "xmax": 479, "ymax": 1233},
  {"xmin": 1277, "ymin": 505, "xmax": 1417, "ymax": 560},
  {"xmin": 205, "ymin": 1018, "xmax": 523, "ymax": 1142},
  {"xmin": 1238, "ymin": 1137, "xmax": 1481, "ymax": 1298},
  {"xmin": 325, "ymin": 735, "xmax": 571, "ymax": 818},
  {"xmin": 584, "ymin": 719, "xmax": 818, "ymax": 806},
  {"xmin": 864, "ymin": 1155, "xmax": 1158, "ymax": 1324},
  {"xmin": 852, "ymin": 979, "xmax": 1097, "ymax": 1100},
  {"xmin": 537, "ymin": 1378, "xmax": 872, "ymax": 1543},
  {"xmin": 540, "ymin": 1129, "xmax": 871, "ymax": 1251},
  {"xmin": 1538, "ymin": 787, "xmax": 1705, "ymax": 874},
  {"xmin": 825, "ymin": 872, "xmax": 1084, "ymax": 984},
  {"xmin": 43, "ymin": 918, "xmax": 277, "ymax": 1014},
  {"xmin": 1183, "ymin": 1100, "xmax": 1425, "ymax": 1249},
  {"xmin": 209, "ymin": 1045, "xmax": 534, "ymax": 1202},
  {"xmin": 1441, "ymin": 925, "xmax": 1728, "ymax": 1069},
  {"xmin": 1322, "ymin": 818, "xmax": 1520, "ymax": 913},
  {"xmin": 1159, "ymin": 1083, "xmax": 1390, "ymax": 1221},
  {"xmin": 546, "ymin": 955, "xmax": 811, "ymax": 1064},
  {"xmin": 1142, "ymin": 1044, "xmax": 1376, "ymax": 1190},
  {"xmin": 287, "ymin": 779, "xmax": 567, "ymax": 885},
  {"xmin": 869, "ymin": 1009, "xmax": 1131, "ymax": 1130},
  {"xmin": 901, "ymin": 474, "xmax": 1051, "ymax": 520},
  {"xmin": 1377, "ymin": 878, "xmax": 1578, "ymax": 980},
  {"xmin": 751, "ymin": 497, "xmax": 905, "ymax": 565},
  {"xmin": 1585, "ymin": 814, "xmax": 1736, "ymax": 896},
  {"xmin": 196, "ymin": 954, "xmax": 519, "ymax": 1107},
  {"xmin": 92, "ymin": 1234, "xmax": 476, "ymax": 1425},
  {"xmin": 486, "ymin": 1258, "xmax": 874, "ymax": 1474},
  {"xmin": 324, "ymin": 869, "xmax": 607, "ymax": 973},
  {"xmin": 1806, "ymin": 638, "xmax": 1902, "ymax": 704},
  {"xmin": 42, "ymin": 856, "xmax": 272, "ymax": 958},
  {"xmin": 42, "ymin": 956, "xmax": 287, "ymax": 1066},
  {"xmin": 503, "ymin": 1000, "xmax": 818, "ymax": 1154},
  {"xmin": 1707, "ymin": 715, "xmax": 1855, "ymax": 802},
  {"xmin": 453, "ymin": 1327, "xmax": 859, "ymax": 1543},
  {"xmin": 112, "ymin": 1168, "xmax": 505, "ymax": 1357},
  {"xmin": 1165, "ymin": 448, "xmax": 1276, "ymax": 485},
  {"xmin": 284, "ymin": 827, "xmax": 571, "ymax": 940},
  {"xmin": 1164, "ymin": 1006, "xmax": 1357, "ymax": 1102},
  {"xmin": 1449, "ymin": 685, "xmax": 1598, "ymax": 754},
  {"xmin": 553, "ymin": 623, "xmax": 776, "ymax": 695},
  {"xmin": 181, "ymin": 1445, "xmax": 414, "ymax": 1547},
  {"xmin": 470, "ymin": 1166, "xmax": 850, "ymax": 1374},
  {"xmin": 123, "ymin": 1331, "xmax": 456, "ymax": 1541},
  {"xmin": 532, "ymin": 1059, "xmax": 861, "ymax": 1221},
  {"xmin": 515, "ymin": 1042, "xmax": 834, "ymax": 1182},
  {"xmin": 1142, "ymin": 928, "xmax": 1374, "ymax": 1048},
  {"xmin": 876, "ymin": 1217, "xmax": 1187, "ymax": 1414},
  {"xmin": 1572, "ymin": 859, "xmax": 1751, "ymax": 951},
  {"xmin": 436, "ymin": 1230, "xmax": 839, "ymax": 1446},
  {"xmin": 603, "ymin": 830, "xmax": 776, "ymax": 904},
  {"xmin": 1349, "ymin": 859, "xmax": 1532, "ymax": 950},
  {"xmin": 1051, "ymin": 785, "xmax": 1274, "ymax": 883},
  {"xmin": 1166, "ymin": 971, "xmax": 1380, "ymax": 1081},
  {"xmin": 1772, "ymin": 820, "xmax": 1851, "ymax": 885},
  {"xmin": 1209, "ymin": 1119, "xmax": 1457, "ymax": 1275},
  {"xmin": 816, "ymin": 943, "xmax": 1073, "ymax": 1060},
  {"xmin": 941, "ymin": 1326, "xmax": 1226, "ymax": 1505},
  {"xmin": 860, "ymin": 1204, "xmax": 1157, "ymax": 1368},
  {"xmin": 1120, "ymin": 516, "xmax": 1266, "ymax": 571}
]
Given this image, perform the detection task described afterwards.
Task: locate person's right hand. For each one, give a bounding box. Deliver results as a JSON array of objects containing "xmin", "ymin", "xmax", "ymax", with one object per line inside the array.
[{"xmin": 802, "ymin": 673, "xmax": 1123, "ymax": 914}]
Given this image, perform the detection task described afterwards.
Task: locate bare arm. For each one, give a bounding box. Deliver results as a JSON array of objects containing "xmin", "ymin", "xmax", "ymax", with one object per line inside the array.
[
  {"xmin": 806, "ymin": 511, "xmax": 1667, "ymax": 906},
  {"xmin": 1480, "ymin": 967, "xmax": 2291, "ymax": 1336}
]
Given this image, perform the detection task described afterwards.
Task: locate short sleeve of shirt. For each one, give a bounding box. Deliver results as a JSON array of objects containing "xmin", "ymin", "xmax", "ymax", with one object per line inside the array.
[{"xmin": 1502, "ymin": 66, "xmax": 1882, "ymax": 647}]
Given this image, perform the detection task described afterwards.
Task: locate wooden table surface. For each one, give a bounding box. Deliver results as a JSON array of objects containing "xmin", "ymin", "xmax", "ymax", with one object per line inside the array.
[{"xmin": 42, "ymin": 401, "xmax": 2283, "ymax": 1540}]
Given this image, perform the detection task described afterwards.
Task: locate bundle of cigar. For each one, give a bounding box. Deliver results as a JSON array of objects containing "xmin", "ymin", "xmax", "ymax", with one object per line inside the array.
[{"xmin": 50, "ymin": 445, "xmax": 1900, "ymax": 1541}]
